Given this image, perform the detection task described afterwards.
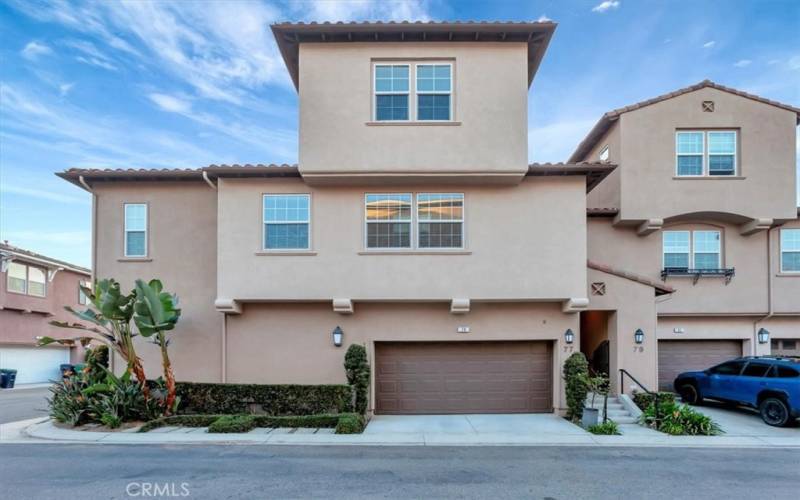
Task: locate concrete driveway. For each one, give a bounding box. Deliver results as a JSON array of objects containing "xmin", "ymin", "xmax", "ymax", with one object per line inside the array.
[
  {"xmin": 692, "ymin": 402, "xmax": 799, "ymax": 438},
  {"xmin": 0, "ymin": 386, "xmax": 51, "ymax": 424}
]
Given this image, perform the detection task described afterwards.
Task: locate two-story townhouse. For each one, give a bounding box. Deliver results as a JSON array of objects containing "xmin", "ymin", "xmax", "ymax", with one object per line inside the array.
[
  {"xmin": 0, "ymin": 242, "xmax": 91, "ymax": 384},
  {"xmin": 56, "ymin": 21, "xmax": 625, "ymax": 415},
  {"xmin": 570, "ymin": 80, "xmax": 800, "ymax": 391}
]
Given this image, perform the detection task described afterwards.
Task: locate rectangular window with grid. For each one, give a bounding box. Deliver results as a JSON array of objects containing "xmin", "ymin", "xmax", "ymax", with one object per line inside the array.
[
  {"xmin": 124, "ymin": 203, "xmax": 147, "ymax": 257},
  {"xmin": 693, "ymin": 230, "xmax": 721, "ymax": 269},
  {"xmin": 6, "ymin": 261, "xmax": 47, "ymax": 297},
  {"xmin": 416, "ymin": 64, "xmax": 451, "ymax": 121},
  {"xmin": 663, "ymin": 231, "xmax": 691, "ymax": 269},
  {"xmin": 374, "ymin": 65, "xmax": 409, "ymax": 121},
  {"xmin": 708, "ymin": 131, "xmax": 736, "ymax": 175},
  {"xmin": 676, "ymin": 130, "xmax": 737, "ymax": 176},
  {"xmin": 676, "ymin": 132, "xmax": 704, "ymax": 176},
  {"xmin": 79, "ymin": 280, "xmax": 89, "ymax": 305},
  {"xmin": 417, "ymin": 193, "xmax": 464, "ymax": 248},
  {"xmin": 365, "ymin": 194, "xmax": 412, "ymax": 249},
  {"xmin": 781, "ymin": 228, "xmax": 800, "ymax": 272},
  {"xmin": 263, "ymin": 194, "xmax": 310, "ymax": 250}
]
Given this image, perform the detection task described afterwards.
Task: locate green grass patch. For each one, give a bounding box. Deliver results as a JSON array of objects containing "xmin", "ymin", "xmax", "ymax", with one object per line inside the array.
[
  {"xmin": 587, "ymin": 420, "xmax": 620, "ymax": 435},
  {"xmin": 139, "ymin": 412, "xmax": 365, "ymax": 434}
]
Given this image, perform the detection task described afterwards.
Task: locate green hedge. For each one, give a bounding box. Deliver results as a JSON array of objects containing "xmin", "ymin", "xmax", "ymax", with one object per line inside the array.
[
  {"xmin": 208, "ymin": 415, "xmax": 256, "ymax": 433},
  {"xmin": 175, "ymin": 382, "xmax": 354, "ymax": 415},
  {"xmin": 632, "ymin": 391, "xmax": 676, "ymax": 411},
  {"xmin": 139, "ymin": 412, "xmax": 365, "ymax": 434}
]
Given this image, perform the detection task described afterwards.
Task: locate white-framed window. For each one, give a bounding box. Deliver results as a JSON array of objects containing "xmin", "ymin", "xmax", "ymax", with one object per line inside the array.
[
  {"xmin": 417, "ymin": 193, "xmax": 464, "ymax": 248},
  {"xmin": 78, "ymin": 279, "xmax": 89, "ymax": 305},
  {"xmin": 676, "ymin": 130, "xmax": 737, "ymax": 176},
  {"xmin": 599, "ymin": 145, "xmax": 609, "ymax": 162},
  {"xmin": 416, "ymin": 63, "xmax": 452, "ymax": 121},
  {"xmin": 781, "ymin": 228, "xmax": 800, "ymax": 273},
  {"xmin": 124, "ymin": 203, "xmax": 147, "ymax": 257},
  {"xmin": 374, "ymin": 64, "xmax": 409, "ymax": 121},
  {"xmin": 6, "ymin": 261, "xmax": 47, "ymax": 297},
  {"xmin": 263, "ymin": 194, "xmax": 311, "ymax": 250},
  {"xmin": 365, "ymin": 193, "xmax": 412, "ymax": 249},
  {"xmin": 663, "ymin": 230, "xmax": 722, "ymax": 270}
]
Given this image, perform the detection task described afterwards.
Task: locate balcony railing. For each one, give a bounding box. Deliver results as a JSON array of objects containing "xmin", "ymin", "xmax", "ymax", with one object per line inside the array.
[{"xmin": 661, "ymin": 267, "xmax": 735, "ymax": 285}]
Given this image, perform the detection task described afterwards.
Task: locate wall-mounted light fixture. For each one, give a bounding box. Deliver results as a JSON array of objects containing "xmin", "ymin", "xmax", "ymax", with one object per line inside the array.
[
  {"xmin": 634, "ymin": 328, "xmax": 644, "ymax": 344},
  {"xmin": 757, "ymin": 328, "xmax": 770, "ymax": 344},
  {"xmin": 564, "ymin": 328, "xmax": 574, "ymax": 345},
  {"xmin": 332, "ymin": 326, "xmax": 343, "ymax": 347}
]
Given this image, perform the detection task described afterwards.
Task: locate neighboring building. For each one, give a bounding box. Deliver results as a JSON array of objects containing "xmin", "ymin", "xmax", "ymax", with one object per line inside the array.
[
  {"xmin": 0, "ymin": 242, "xmax": 91, "ymax": 384},
  {"xmin": 55, "ymin": 21, "xmax": 799, "ymax": 414}
]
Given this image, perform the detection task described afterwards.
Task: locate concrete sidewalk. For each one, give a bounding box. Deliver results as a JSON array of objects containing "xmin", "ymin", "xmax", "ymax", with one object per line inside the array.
[{"xmin": 7, "ymin": 417, "xmax": 800, "ymax": 448}]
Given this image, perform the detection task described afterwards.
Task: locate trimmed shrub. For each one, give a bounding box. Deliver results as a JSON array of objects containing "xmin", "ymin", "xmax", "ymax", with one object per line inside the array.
[
  {"xmin": 639, "ymin": 401, "xmax": 722, "ymax": 436},
  {"xmin": 344, "ymin": 344, "xmax": 370, "ymax": 414},
  {"xmin": 632, "ymin": 391, "xmax": 676, "ymax": 411},
  {"xmin": 175, "ymin": 382, "xmax": 354, "ymax": 415},
  {"xmin": 335, "ymin": 413, "xmax": 366, "ymax": 434},
  {"xmin": 563, "ymin": 352, "xmax": 590, "ymax": 421},
  {"xmin": 587, "ymin": 420, "xmax": 620, "ymax": 435},
  {"xmin": 208, "ymin": 415, "xmax": 256, "ymax": 433}
]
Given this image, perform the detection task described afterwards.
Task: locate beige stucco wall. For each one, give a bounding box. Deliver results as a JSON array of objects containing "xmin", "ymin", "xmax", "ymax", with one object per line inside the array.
[
  {"xmin": 585, "ymin": 121, "xmax": 621, "ymax": 210},
  {"xmin": 298, "ymin": 42, "xmax": 529, "ymax": 176},
  {"xmin": 226, "ymin": 301, "xmax": 577, "ymax": 412},
  {"xmin": 772, "ymin": 220, "xmax": 800, "ymax": 313},
  {"xmin": 617, "ymin": 87, "xmax": 797, "ymax": 223},
  {"xmin": 93, "ymin": 182, "xmax": 222, "ymax": 382},
  {"xmin": 217, "ymin": 176, "xmax": 587, "ymax": 302}
]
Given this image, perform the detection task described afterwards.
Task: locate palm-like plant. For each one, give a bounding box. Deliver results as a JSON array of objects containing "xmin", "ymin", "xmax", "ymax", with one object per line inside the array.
[
  {"xmin": 39, "ymin": 279, "xmax": 148, "ymax": 391},
  {"xmin": 133, "ymin": 279, "xmax": 181, "ymax": 415}
]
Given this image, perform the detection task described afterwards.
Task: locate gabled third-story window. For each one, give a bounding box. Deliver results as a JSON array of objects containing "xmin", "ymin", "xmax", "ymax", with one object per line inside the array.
[
  {"xmin": 124, "ymin": 203, "xmax": 147, "ymax": 257},
  {"xmin": 676, "ymin": 131, "xmax": 737, "ymax": 177},
  {"xmin": 263, "ymin": 194, "xmax": 311, "ymax": 250},
  {"xmin": 781, "ymin": 228, "xmax": 800, "ymax": 273},
  {"xmin": 416, "ymin": 64, "xmax": 451, "ymax": 121},
  {"xmin": 374, "ymin": 65, "xmax": 409, "ymax": 121}
]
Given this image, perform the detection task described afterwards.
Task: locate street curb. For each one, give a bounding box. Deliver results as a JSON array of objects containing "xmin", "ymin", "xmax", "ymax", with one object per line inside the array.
[{"xmin": 17, "ymin": 419, "xmax": 800, "ymax": 448}]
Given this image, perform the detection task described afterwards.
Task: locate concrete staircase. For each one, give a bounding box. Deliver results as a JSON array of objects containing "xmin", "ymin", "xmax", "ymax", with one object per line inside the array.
[{"xmin": 585, "ymin": 393, "xmax": 637, "ymax": 424}]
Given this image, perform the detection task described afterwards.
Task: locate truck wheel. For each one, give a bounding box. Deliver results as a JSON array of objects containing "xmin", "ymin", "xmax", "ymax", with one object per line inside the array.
[
  {"xmin": 679, "ymin": 383, "xmax": 701, "ymax": 405},
  {"xmin": 759, "ymin": 397, "xmax": 790, "ymax": 427}
]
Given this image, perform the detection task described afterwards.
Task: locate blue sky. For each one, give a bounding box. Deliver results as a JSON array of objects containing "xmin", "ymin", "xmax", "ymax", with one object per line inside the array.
[{"xmin": 1, "ymin": 0, "xmax": 798, "ymax": 268}]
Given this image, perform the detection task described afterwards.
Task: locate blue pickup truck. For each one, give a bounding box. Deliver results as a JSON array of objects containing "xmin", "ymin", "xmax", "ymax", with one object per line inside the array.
[{"xmin": 673, "ymin": 356, "xmax": 800, "ymax": 427}]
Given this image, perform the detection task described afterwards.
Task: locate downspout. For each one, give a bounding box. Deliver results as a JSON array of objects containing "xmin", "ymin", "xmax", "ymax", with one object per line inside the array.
[
  {"xmin": 221, "ymin": 313, "xmax": 227, "ymax": 383},
  {"xmin": 202, "ymin": 171, "xmax": 217, "ymax": 190},
  {"xmin": 752, "ymin": 226, "xmax": 775, "ymax": 354}
]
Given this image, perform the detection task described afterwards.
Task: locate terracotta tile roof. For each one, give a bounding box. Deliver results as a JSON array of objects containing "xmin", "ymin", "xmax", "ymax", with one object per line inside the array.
[
  {"xmin": 271, "ymin": 21, "xmax": 557, "ymax": 90},
  {"xmin": 588, "ymin": 260, "xmax": 675, "ymax": 296},
  {"xmin": 0, "ymin": 242, "xmax": 91, "ymax": 275},
  {"xmin": 56, "ymin": 164, "xmax": 301, "ymax": 188},
  {"xmin": 568, "ymin": 80, "xmax": 800, "ymax": 163},
  {"xmin": 527, "ymin": 162, "xmax": 616, "ymax": 192}
]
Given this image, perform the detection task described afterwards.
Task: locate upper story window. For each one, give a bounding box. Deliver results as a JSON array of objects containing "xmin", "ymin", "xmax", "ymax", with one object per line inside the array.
[
  {"xmin": 373, "ymin": 62, "xmax": 453, "ymax": 122},
  {"xmin": 374, "ymin": 65, "xmax": 409, "ymax": 121},
  {"xmin": 124, "ymin": 203, "xmax": 147, "ymax": 257},
  {"xmin": 676, "ymin": 130, "xmax": 737, "ymax": 177},
  {"xmin": 365, "ymin": 193, "xmax": 412, "ymax": 249},
  {"xmin": 416, "ymin": 64, "xmax": 451, "ymax": 121},
  {"xmin": 78, "ymin": 279, "xmax": 89, "ymax": 305},
  {"xmin": 7, "ymin": 261, "xmax": 46, "ymax": 297},
  {"xmin": 598, "ymin": 145, "xmax": 609, "ymax": 162},
  {"xmin": 263, "ymin": 194, "xmax": 311, "ymax": 250},
  {"xmin": 663, "ymin": 230, "xmax": 721, "ymax": 270},
  {"xmin": 417, "ymin": 193, "xmax": 463, "ymax": 248},
  {"xmin": 781, "ymin": 228, "xmax": 800, "ymax": 273}
]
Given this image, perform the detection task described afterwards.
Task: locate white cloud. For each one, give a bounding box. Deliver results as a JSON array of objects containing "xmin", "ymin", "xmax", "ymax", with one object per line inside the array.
[
  {"xmin": 0, "ymin": 184, "xmax": 90, "ymax": 204},
  {"xmin": 703, "ymin": 41, "xmax": 716, "ymax": 48},
  {"xmin": 296, "ymin": 0, "xmax": 431, "ymax": 22},
  {"xmin": 59, "ymin": 82, "xmax": 75, "ymax": 96},
  {"xmin": 733, "ymin": 59, "xmax": 752, "ymax": 67},
  {"xmin": 1, "ymin": 230, "xmax": 92, "ymax": 247},
  {"xmin": 64, "ymin": 39, "xmax": 118, "ymax": 70},
  {"xmin": 76, "ymin": 55, "xmax": 117, "ymax": 71},
  {"xmin": 148, "ymin": 93, "xmax": 192, "ymax": 113},
  {"xmin": 537, "ymin": 15, "xmax": 552, "ymax": 22},
  {"xmin": 788, "ymin": 56, "xmax": 800, "ymax": 70},
  {"xmin": 592, "ymin": 1, "xmax": 620, "ymax": 13},
  {"xmin": 21, "ymin": 41, "xmax": 53, "ymax": 60}
]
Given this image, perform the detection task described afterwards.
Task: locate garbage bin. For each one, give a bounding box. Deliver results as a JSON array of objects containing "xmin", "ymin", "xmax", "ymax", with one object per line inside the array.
[
  {"xmin": 60, "ymin": 364, "xmax": 75, "ymax": 379},
  {"xmin": 0, "ymin": 369, "xmax": 17, "ymax": 389}
]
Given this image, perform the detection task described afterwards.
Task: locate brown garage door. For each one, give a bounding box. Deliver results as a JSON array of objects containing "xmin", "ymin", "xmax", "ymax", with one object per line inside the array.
[
  {"xmin": 658, "ymin": 340, "xmax": 742, "ymax": 391},
  {"xmin": 375, "ymin": 341, "xmax": 552, "ymax": 414}
]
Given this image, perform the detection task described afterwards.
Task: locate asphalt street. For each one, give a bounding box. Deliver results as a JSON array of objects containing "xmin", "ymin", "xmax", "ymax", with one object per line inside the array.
[
  {"xmin": 1, "ymin": 444, "xmax": 798, "ymax": 499},
  {"xmin": 0, "ymin": 387, "xmax": 50, "ymax": 424}
]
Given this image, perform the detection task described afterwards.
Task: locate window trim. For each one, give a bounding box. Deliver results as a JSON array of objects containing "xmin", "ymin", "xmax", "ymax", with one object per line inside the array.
[
  {"xmin": 416, "ymin": 192, "xmax": 465, "ymax": 250},
  {"xmin": 373, "ymin": 63, "xmax": 411, "ymax": 122},
  {"xmin": 414, "ymin": 62, "xmax": 453, "ymax": 122},
  {"xmin": 780, "ymin": 228, "xmax": 800, "ymax": 274},
  {"xmin": 675, "ymin": 130, "xmax": 738, "ymax": 177},
  {"xmin": 123, "ymin": 203, "xmax": 148, "ymax": 258},
  {"xmin": 6, "ymin": 261, "xmax": 47, "ymax": 298},
  {"xmin": 662, "ymin": 229, "xmax": 722, "ymax": 270},
  {"xmin": 262, "ymin": 193, "xmax": 312, "ymax": 252},
  {"xmin": 364, "ymin": 193, "xmax": 414, "ymax": 250}
]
